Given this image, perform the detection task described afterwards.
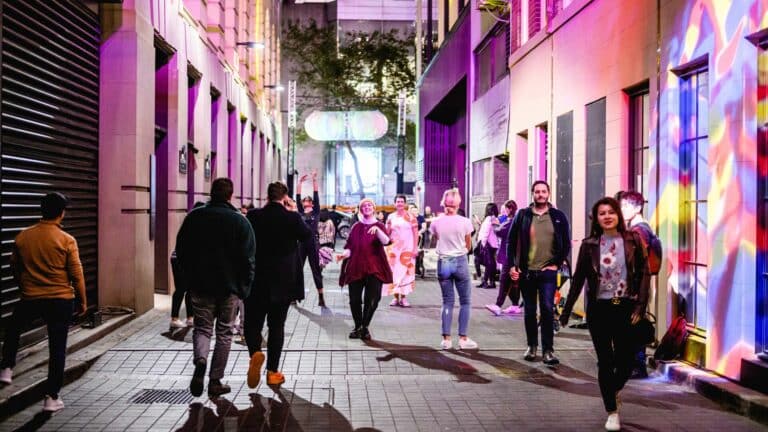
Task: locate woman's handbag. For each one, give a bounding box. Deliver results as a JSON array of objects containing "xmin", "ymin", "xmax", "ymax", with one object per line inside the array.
[{"xmin": 632, "ymin": 312, "xmax": 657, "ymax": 346}]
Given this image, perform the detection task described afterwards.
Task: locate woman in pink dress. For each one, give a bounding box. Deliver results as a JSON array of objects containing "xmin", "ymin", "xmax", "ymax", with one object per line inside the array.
[{"xmin": 383, "ymin": 195, "xmax": 419, "ymax": 307}]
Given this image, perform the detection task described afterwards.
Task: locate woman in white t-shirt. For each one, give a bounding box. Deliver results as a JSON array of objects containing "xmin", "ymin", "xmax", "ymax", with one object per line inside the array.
[{"xmin": 429, "ymin": 189, "xmax": 478, "ymax": 350}]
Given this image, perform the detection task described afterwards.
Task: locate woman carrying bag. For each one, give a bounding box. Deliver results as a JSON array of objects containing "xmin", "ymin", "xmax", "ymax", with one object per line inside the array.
[{"xmin": 560, "ymin": 197, "xmax": 650, "ymax": 432}]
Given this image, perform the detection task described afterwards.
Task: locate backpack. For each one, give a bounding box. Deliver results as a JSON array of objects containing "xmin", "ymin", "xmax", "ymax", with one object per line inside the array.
[
  {"xmin": 633, "ymin": 222, "xmax": 663, "ymax": 275},
  {"xmin": 653, "ymin": 316, "xmax": 688, "ymax": 361}
]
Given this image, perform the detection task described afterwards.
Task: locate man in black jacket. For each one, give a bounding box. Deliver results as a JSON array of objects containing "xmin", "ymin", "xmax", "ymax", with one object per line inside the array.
[
  {"xmin": 245, "ymin": 181, "xmax": 312, "ymax": 388},
  {"xmin": 507, "ymin": 180, "xmax": 571, "ymax": 365},
  {"xmin": 176, "ymin": 178, "xmax": 256, "ymax": 397}
]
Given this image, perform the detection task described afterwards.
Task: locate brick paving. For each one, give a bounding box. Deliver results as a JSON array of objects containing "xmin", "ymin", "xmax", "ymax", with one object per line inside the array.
[{"xmin": 2, "ymin": 263, "xmax": 765, "ymax": 431}]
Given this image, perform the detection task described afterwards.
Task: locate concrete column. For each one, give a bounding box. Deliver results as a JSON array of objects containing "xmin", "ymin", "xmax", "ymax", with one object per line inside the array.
[{"xmin": 99, "ymin": 2, "xmax": 156, "ymax": 314}]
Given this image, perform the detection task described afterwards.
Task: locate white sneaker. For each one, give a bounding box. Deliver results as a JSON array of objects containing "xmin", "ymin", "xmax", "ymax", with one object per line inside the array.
[
  {"xmin": 43, "ymin": 396, "xmax": 65, "ymax": 412},
  {"xmin": 502, "ymin": 305, "xmax": 522, "ymax": 314},
  {"xmin": 170, "ymin": 318, "xmax": 186, "ymax": 328},
  {"xmin": 458, "ymin": 338, "xmax": 479, "ymax": 350},
  {"xmin": 389, "ymin": 298, "xmax": 399, "ymax": 306},
  {"xmin": 440, "ymin": 339, "xmax": 452, "ymax": 350},
  {"xmin": 604, "ymin": 413, "xmax": 620, "ymax": 431},
  {"xmin": 400, "ymin": 298, "xmax": 410, "ymax": 307},
  {"xmin": 186, "ymin": 317, "xmax": 195, "ymax": 327},
  {"xmin": 485, "ymin": 304, "xmax": 502, "ymax": 316},
  {"xmin": 0, "ymin": 368, "xmax": 12, "ymax": 384}
]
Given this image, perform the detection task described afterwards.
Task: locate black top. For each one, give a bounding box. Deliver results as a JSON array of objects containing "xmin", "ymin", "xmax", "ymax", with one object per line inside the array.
[
  {"xmin": 247, "ymin": 202, "xmax": 313, "ymax": 303},
  {"xmin": 175, "ymin": 201, "xmax": 256, "ymax": 299}
]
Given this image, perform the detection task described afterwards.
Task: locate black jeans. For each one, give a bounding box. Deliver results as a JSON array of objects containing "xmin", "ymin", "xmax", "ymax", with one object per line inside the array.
[
  {"xmin": 348, "ymin": 275, "xmax": 383, "ymax": 329},
  {"xmin": 170, "ymin": 254, "xmax": 190, "ymax": 319},
  {"xmin": 520, "ymin": 269, "xmax": 557, "ymax": 352},
  {"xmin": 300, "ymin": 240, "xmax": 324, "ymax": 290},
  {"xmin": 243, "ymin": 298, "xmax": 291, "ymax": 372},
  {"xmin": 482, "ymin": 247, "xmax": 497, "ymax": 285},
  {"xmin": 588, "ymin": 299, "xmax": 637, "ymax": 412},
  {"xmin": 495, "ymin": 263, "xmax": 520, "ymax": 307},
  {"xmin": 1, "ymin": 298, "xmax": 73, "ymax": 398}
]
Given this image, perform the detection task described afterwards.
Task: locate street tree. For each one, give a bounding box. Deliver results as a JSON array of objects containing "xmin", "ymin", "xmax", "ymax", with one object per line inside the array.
[{"xmin": 282, "ymin": 19, "xmax": 416, "ymax": 198}]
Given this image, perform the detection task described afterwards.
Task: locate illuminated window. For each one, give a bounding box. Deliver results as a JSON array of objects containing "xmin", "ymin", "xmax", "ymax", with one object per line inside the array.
[
  {"xmin": 679, "ymin": 64, "xmax": 709, "ymax": 332},
  {"xmin": 757, "ymin": 39, "xmax": 768, "ymax": 359}
]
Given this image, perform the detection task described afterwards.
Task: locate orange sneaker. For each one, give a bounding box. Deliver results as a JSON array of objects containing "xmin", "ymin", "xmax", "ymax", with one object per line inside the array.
[
  {"xmin": 247, "ymin": 352, "xmax": 265, "ymax": 388},
  {"xmin": 266, "ymin": 370, "xmax": 285, "ymax": 386}
]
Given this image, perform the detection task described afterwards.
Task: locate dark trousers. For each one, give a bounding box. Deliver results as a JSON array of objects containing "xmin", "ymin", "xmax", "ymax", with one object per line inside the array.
[
  {"xmin": 243, "ymin": 298, "xmax": 291, "ymax": 372},
  {"xmin": 189, "ymin": 292, "xmax": 238, "ymax": 379},
  {"xmin": 300, "ymin": 240, "xmax": 324, "ymax": 290},
  {"xmin": 170, "ymin": 255, "xmax": 190, "ymax": 318},
  {"xmin": 482, "ymin": 247, "xmax": 497, "ymax": 285},
  {"xmin": 520, "ymin": 269, "xmax": 557, "ymax": 352},
  {"xmin": 495, "ymin": 263, "xmax": 520, "ymax": 307},
  {"xmin": 473, "ymin": 245, "xmax": 484, "ymax": 278},
  {"xmin": 1, "ymin": 298, "xmax": 72, "ymax": 398},
  {"xmin": 587, "ymin": 299, "xmax": 637, "ymax": 412},
  {"xmin": 348, "ymin": 275, "xmax": 383, "ymax": 329}
]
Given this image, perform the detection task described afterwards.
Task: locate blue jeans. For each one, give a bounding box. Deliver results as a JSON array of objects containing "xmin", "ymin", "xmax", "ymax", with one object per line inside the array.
[
  {"xmin": 437, "ymin": 256, "xmax": 472, "ymax": 337},
  {"xmin": 520, "ymin": 269, "xmax": 557, "ymax": 352}
]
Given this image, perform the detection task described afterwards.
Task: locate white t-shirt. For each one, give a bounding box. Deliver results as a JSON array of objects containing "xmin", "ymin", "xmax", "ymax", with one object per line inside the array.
[{"xmin": 429, "ymin": 214, "xmax": 473, "ymax": 258}]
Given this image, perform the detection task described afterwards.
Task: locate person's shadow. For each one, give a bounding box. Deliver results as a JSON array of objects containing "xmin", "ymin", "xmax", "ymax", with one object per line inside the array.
[
  {"xmin": 364, "ymin": 339, "xmax": 492, "ymax": 384},
  {"xmin": 175, "ymin": 388, "xmax": 382, "ymax": 431},
  {"xmin": 12, "ymin": 412, "xmax": 52, "ymax": 432},
  {"xmin": 161, "ymin": 327, "xmax": 193, "ymax": 342}
]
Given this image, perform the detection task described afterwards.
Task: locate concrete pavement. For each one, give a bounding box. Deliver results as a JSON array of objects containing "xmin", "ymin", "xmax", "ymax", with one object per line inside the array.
[{"xmin": 1, "ymin": 262, "xmax": 765, "ymax": 431}]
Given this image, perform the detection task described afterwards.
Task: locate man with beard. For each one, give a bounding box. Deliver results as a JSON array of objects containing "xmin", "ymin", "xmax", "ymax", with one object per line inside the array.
[{"xmin": 507, "ymin": 181, "xmax": 571, "ymax": 365}]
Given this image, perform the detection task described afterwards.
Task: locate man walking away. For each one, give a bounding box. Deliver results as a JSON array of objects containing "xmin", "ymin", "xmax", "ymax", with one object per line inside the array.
[
  {"xmin": 0, "ymin": 193, "xmax": 87, "ymax": 412},
  {"xmin": 176, "ymin": 178, "xmax": 256, "ymax": 397},
  {"xmin": 245, "ymin": 182, "xmax": 312, "ymax": 388},
  {"xmin": 508, "ymin": 181, "xmax": 571, "ymax": 365}
]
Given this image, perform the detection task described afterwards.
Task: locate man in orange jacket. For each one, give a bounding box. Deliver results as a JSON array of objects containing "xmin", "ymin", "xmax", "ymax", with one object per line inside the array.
[{"xmin": 0, "ymin": 192, "xmax": 87, "ymax": 412}]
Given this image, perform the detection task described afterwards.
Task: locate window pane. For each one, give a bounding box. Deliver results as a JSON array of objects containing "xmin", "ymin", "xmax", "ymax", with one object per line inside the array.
[
  {"xmin": 696, "ymin": 137, "xmax": 710, "ymax": 200},
  {"xmin": 493, "ymin": 32, "xmax": 508, "ymax": 82},
  {"xmin": 697, "ymin": 71, "xmax": 709, "ymax": 137},
  {"xmin": 682, "ymin": 265, "xmax": 695, "ymax": 323},
  {"xmin": 696, "ymin": 201, "xmax": 708, "ymax": 264},
  {"xmin": 695, "ymin": 265, "xmax": 708, "ymax": 329}
]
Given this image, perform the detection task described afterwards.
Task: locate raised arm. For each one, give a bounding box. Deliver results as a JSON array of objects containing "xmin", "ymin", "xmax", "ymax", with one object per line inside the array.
[{"xmin": 312, "ymin": 171, "xmax": 320, "ymax": 216}]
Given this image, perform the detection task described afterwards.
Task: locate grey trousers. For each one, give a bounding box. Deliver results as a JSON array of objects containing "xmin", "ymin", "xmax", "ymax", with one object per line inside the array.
[{"xmin": 189, "ymin": 292, "xmax": 238, "ymax": 380}]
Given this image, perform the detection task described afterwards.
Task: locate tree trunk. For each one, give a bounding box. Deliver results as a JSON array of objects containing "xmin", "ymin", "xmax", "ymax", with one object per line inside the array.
[{"xmin": 344, "ymin": 141, "xmax": 366, "ymax": 199}]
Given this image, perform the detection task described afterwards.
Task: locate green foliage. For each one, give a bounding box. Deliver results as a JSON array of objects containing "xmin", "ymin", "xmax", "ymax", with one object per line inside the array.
[{"xmin": 282, "ymin": 19, "xmax": 417, "ymax": 160}]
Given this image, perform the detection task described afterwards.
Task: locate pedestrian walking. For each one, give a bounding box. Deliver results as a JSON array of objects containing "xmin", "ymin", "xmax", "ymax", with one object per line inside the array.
[
  {"xmin": 0, "ymin": 193, "xmax": 87, "ymax": 412},
  {"xmin": 338, "ymin": 198, "xmax": 393, "ymax": 341},
  {"xmin": 619, "ymin": 190, "xmax": 660, "ymax": 379},
  {"xmin": 175, "ymin": 178, "xmax": 256, "ymax": 398},
  {"xmin": 245, "ymin": 182, "xmax": 312, "ymax": 388},
  {"xmin": 560, "ymin": 197, "xmax": 650, "ymax": 431},
  {"xmin": 296, "ymin": 171, "xmax": 326, "ymax": 306},
  {"xmin": 383, "ymin": 195, "xmax": 419, "ymax": 307},
  {"xmin": 169, "ymin": 201, "xmax": 206, "ymax": 329},
  {"xmin": 485, "ymin": 200, "xmax": 522, "ymax": 315},
  {"xmin": 477, "ymin": 203, "xmax": 500, "ymax": 288},
  {"xmin": 508, "ymin": 180, "xmax": 571, "ymax": 365},
  {"xmin": 429, "ymin": 189, "xmax": 478, "ymax": 350}
]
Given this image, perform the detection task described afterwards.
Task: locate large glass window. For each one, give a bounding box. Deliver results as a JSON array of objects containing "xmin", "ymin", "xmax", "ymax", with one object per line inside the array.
[
  {"xmin": 474, "ymin": 25, "xmax": 509, "ymax": 99},
  {"xmin": 758, "ymin": 44, "xmax": 768, "ymax": 360},
  {"xmin": 472, "ymin": 158, "xmax": 492, "ymax": 196},
  {"xmin": 628, "ymin": 87, "xmax": 650, "ymax": 219},
  {"xmin": 680, "ymin": 66, "xmax": 709, "ymax": 332}
]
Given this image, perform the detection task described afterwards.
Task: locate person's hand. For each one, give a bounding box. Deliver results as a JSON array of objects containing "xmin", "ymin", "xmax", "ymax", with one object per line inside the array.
[
  {"xmin": 509, "ymin": 266, "xmax": 520, "ymax": 281},
  {"xmin": 311, "ymin": 170, "xmax": 318, "ymax": 181},
  {"xmin": 283, "ymin": 197, "xmax": 298, "ymax": 212},
  {"xmin": 559, "ymin": 313, "xmax": 569, "ymax": 328},
  {"xmin": 367, "ymin": 226, "xmax": 380, "ymax": 235},
  {"xmin": 299, "ymin": 173, "xmax": 309, "ymax": 183},
  {"xmin": 543, "ymin": 264, "xmax": 558, "ymax": 271},
  {"xmin": 76, "ymin": 301, "xmax": 88, "ymax": 317},
  {"xmin": 631, "ymin": 311, "xmax": 642, "ymax": 325}
]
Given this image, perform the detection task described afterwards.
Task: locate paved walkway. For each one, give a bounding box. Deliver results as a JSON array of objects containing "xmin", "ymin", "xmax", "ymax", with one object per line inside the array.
[{"xmin": 2, "ymin": 263, "xmax": 765, "ymax": 431}]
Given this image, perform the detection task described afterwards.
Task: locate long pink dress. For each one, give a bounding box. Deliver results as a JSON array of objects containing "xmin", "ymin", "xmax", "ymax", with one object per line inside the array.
[{"xmin": 383, "ymin": 212, "xmax": 417, "ymax": 296}]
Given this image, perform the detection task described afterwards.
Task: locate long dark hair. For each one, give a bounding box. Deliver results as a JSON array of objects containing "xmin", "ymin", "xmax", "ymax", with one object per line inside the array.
[
  {"xmin": 589, "ymin": 197, "xmax": 627, "ymax": 238},
  {"xmin": 484, "ymin": 203, "xmax": 499, "ymax": 218}
]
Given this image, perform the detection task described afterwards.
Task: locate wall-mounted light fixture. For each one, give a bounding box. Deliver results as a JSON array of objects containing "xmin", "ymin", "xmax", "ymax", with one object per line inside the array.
[
  {"xmin": 236, "ymin": 41, "xmax": 265, "ymax": 49},
  {"xmin": 264, "ymin": 84, "xmax": 284, "ymax": 92}
]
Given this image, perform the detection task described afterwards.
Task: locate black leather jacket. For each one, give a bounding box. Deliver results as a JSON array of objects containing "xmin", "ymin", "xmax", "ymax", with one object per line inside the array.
[{"xmin": 562, "ymin": 231, "xmax": 650, "ymax": 317}]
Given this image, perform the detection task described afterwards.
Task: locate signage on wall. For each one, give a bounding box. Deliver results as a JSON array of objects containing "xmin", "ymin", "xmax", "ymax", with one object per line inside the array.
[
  {"xmin": 179, "ymin": 146, "xmax": 187, "ymax": 174},
  {"xmin": 204, "ymin": 154, "xmax": 212, "ymax": 180}
]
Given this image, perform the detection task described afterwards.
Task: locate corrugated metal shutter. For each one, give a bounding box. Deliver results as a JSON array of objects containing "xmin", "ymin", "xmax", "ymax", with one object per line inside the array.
[{"xmin": 1, "ymin": 0, "xmax": 99, "ymax": 343}]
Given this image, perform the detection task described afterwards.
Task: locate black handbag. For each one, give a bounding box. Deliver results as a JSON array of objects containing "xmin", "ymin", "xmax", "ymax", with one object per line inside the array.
[{"xmin": 632, "ymin": 312, "xmax": 656, "ymax": 346}]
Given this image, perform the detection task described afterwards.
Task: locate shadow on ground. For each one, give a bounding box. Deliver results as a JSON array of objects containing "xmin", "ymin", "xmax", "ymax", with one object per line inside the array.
[{"xmin": 175, "ymin": 388, "xmax": 380, "ymax": 432}]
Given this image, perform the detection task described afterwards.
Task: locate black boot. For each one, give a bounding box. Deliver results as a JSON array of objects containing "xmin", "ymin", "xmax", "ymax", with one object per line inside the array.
[
  {"xmin": 349, "ymin": 327, "xmax": 361, "ymax": 339},
  {"xmin": 208, "ymin": 379, "xmax": 231, "ymax": 397},
  {"xmin": 318, "ymin": 293, "xmax": 326, "ymax": 307},
  {"xmin": 190, "ymin": 357, "xmax": 206, "ymax": 397},
  {"xmin": 359, "ymin": 327, "xmax": 371, "ymax": 340}
]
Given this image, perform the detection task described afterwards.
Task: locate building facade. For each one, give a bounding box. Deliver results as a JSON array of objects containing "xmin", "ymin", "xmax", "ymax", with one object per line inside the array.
[{"xmin": 0, "ymin": 0, "xmax": 282, "ymax": 344}]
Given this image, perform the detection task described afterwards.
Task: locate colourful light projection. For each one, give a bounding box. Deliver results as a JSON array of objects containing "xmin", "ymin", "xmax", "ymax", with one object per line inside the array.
[{"xmin": 652, "ymin": 0, "xmax": 767, "ymax": 379}]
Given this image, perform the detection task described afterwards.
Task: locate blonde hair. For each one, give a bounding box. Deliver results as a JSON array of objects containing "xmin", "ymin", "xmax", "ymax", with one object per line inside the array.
[
  {"xmin": 440, "ymin": 188, "xmax": 461, "ymax": 208},
  {"xmin": 359, "ymin": 198, "xmax": 376, "ymax": 209}
]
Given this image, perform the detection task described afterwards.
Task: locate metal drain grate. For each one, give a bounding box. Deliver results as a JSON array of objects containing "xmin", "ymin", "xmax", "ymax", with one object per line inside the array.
[{"xmin": 130, "ymin": 389, "xmax": 194, "ymax": 405}]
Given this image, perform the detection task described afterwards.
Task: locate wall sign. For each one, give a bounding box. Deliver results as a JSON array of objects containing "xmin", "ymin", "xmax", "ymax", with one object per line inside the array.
[{"xmin": 179, "ymin": 146, "xmax": 187, "ymax": 174}]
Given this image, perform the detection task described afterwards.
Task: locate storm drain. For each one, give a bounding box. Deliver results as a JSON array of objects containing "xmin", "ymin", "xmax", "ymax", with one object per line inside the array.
[{"xmin": 130, "ymin": 389, "xmax": 194, "ymax": 404}]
